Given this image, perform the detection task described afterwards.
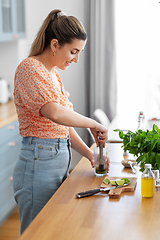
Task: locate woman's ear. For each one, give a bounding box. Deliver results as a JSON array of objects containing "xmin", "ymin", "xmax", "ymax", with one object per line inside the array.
[{"xmin": 50, "ymin": 39, "xmax": 59, "ymax": 52}]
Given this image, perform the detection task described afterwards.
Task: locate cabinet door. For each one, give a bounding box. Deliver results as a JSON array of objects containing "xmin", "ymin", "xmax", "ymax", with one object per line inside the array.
[
  {"xmin": 0, "ymin": 0, "xmax": 25, "ymax": 41},
  {"xmin": 0, "ymin": 0, "xmax": 13, "ymax": 41},
  {"xmin": 0, "ymin": 120, "xmax": 21, "ymax": 225},
  {"xmin": 0, "ymin": 162, "xmax": 17, "ymax": 225},
  {"xmin": 12, "ymin": 0, "xmax": 25, "ymax": 39},
  {"xmin": 0, "ymin": 120, "xmax": 19, "ymax": 146}
]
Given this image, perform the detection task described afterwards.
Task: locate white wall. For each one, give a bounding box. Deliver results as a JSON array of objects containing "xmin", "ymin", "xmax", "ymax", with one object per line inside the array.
[{"xmin": 0, "ymin": 0, "xmax": 90, "ymax": 169}]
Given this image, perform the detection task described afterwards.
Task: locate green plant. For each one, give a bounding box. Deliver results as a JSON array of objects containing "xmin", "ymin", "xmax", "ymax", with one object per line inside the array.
[{"xmin": 114, "ymin": 124, "xmax": 160, "ymax": 172}]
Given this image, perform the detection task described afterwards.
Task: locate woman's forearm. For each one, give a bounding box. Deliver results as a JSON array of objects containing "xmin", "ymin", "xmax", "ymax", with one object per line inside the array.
[
  {"xmin": 40, "ymin": 101, "xmax": 96, "ymax": 128},
  {"xmin": 40, "ymin": 101, "xmax": 108, "ymax": 146}
]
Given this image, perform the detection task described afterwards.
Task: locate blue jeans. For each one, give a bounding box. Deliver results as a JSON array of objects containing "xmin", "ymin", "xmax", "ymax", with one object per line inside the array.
[{"xmin": 13, "ymin": 137, "xmax": 71, "ymax": 234}]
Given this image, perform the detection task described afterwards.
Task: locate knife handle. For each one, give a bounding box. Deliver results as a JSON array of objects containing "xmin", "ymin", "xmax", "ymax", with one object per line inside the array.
[{"xmin": 76, "ymin": 189, "xmax": 100, "ymax": 198}]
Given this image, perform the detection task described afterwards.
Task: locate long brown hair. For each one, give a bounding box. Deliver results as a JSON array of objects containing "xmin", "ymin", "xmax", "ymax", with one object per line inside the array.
[{"xmin": 28, "ymin": 9, "xmax": 87, "ymax": 57}]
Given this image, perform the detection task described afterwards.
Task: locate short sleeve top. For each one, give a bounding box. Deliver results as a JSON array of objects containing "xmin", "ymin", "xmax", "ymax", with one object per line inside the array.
[{"xmin": 14, "ymin": 58, "xmax": 73, "ymax": 139}]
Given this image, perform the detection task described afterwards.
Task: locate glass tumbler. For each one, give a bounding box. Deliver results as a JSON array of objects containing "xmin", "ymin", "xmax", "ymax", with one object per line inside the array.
[{"xmin": 94, "ymin": 145, "xmax": 107, "ymax": 176}]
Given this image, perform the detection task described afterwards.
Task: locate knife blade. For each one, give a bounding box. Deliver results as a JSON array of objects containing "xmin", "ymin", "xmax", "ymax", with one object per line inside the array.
[{"xmin": 75, "ymin": 183, "xmax": 130, "ymax": 198}]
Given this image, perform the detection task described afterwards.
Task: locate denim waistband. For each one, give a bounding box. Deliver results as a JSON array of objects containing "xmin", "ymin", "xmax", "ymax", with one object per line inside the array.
[{"xmin": 22, "ymin": 137, "xmax": 70, "ymax": 146}]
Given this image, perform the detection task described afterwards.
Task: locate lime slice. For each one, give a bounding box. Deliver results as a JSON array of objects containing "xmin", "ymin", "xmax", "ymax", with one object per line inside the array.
[
  {"xmin": 121, "ymin": 178, "xmax": 130, "ymax": 184},
  {"xmin": 103, "ymin": 178, "xmax": 110, "ymax": 184},
  {"xmin": 116, "ymin": 179, "xmax": 125, "ymax": 186},
  {"xmin": 110, "ymin": 180, "xmax": 117, "ymax": 186}
]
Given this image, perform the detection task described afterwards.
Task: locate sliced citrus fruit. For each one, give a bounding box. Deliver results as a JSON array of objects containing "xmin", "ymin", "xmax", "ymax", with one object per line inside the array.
[
  {"xmin": 110, "ymin": 180, "xmax": 117, "ymax": 186},
  {"xmin": 121, "ymin": 178, "xmax": 130, "ymax": 184},
  {"xmin": 116, "ymin": 179, "xmax": 125, "ymax": 186},
  {"xmin": 103, "ymin": 178, "xmax": 110, "ymax": 184}
]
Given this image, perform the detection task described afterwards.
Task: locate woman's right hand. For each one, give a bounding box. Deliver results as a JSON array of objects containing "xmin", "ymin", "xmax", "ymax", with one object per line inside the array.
[{"xmin": 90, "ymin": 123, "xmax": 108, "ymax": 147}]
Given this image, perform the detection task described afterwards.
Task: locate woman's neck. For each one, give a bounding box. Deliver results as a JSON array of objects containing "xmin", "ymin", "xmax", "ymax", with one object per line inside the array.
[{"xmin": 31, "ymin": 48, "xmax": 55, "ymax": 73}]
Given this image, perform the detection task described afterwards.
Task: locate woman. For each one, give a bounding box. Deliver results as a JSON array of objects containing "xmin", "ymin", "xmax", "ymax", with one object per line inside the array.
[{"xmin": 13, "ymin": 9, "xmax": 109, "ymax": 234}]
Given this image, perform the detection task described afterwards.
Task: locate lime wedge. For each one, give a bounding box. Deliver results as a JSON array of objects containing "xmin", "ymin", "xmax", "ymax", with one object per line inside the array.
[
  {"xmin": 121, "ymin": 178, "xmax": 130, "ymax": 184},
  {"xmin": 116, "ymin": 179, "xmax": 125, "ymax": 186},
  {"xmin": 103, "ymin": 178, "xmax": 110, "ymax": 184},
  {"xmin": 110, "ymin": 180, "xmax": 117, "ymax": 186}
]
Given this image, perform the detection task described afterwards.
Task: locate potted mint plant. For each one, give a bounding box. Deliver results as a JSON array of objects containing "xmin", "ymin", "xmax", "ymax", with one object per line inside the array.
[{"xmin": 114, "ymin": 124, "xmax": 160, "ymax": 172}]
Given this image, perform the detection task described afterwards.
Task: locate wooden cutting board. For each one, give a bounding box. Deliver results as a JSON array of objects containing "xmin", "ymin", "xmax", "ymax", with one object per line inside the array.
[{"xmin": 101, "ymin": 176, "xmax": 137, "ymax": 198}]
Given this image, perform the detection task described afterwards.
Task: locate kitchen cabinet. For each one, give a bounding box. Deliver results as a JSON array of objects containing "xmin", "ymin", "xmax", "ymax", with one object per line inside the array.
[
  {"xmin": 0, "ymin": 120, "xmax": 21, "ymax": 225},
  {"xmin": 0, "ymin": 0, "xmax": 25, "ymax": 42}
]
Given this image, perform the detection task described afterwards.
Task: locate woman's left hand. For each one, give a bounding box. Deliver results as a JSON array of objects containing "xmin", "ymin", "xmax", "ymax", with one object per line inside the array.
[
  {"xmin": 89, "ymin": 152, "xmax": 110, "ymax": 173},
  {"xmin": 106, "ymin": 157, "xmax": 110, "ymax": 173}
]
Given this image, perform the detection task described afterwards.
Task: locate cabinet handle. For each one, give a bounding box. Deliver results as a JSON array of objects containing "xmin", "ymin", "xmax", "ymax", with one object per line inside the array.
[
  {"xmin": 8, "ymin": 125, "xmax": 16, "ymax": 130},
  {"xmin": 10, "ymin": 177, "xmax": 13, "ymax": 181},
  {"xmin": 9, "ymin": 141, "xmax": 16, "ymax": 146},
  {"xmin": 13, "ymin": 34, "xmax": 19, "ymax": 39}
]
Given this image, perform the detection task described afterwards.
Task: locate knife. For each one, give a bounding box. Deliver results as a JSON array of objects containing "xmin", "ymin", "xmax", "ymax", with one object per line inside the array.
[{"xmin": 76, "ymin": 183, "xmax": 130, "ymax": 198}]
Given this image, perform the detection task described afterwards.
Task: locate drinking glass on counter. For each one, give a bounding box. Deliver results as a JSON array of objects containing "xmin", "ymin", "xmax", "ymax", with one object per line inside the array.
[{"xmin": 94, "ymin": 144, "xmax": 108, "ymax": 176}]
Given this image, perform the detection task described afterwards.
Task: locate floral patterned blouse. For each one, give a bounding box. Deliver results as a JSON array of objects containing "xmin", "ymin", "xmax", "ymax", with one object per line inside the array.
[{"xmin": 14, "ymin": 58, "xmax": 73, "ymax": 139}]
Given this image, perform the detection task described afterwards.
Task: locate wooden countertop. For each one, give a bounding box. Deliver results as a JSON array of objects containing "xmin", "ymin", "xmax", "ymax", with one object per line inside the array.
[
  {"xmin": 17, "ymin": 143, "xmax": 160, "ymax": 240},
  {"xmin": 0, "ymin": 99, "xmax": 17, "ymax": 128}
]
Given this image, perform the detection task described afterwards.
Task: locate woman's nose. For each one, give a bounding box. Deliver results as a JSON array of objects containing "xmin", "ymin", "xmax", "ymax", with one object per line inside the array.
[{"xmin": 73, "ymin": 54, "xmax": 79, "ymax": 63}]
